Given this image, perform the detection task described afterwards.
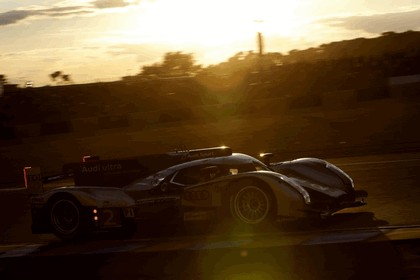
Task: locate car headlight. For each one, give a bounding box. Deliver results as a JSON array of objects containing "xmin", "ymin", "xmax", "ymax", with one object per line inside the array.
[{"xmin": 152, "ymin": 177, "xmax": 165, "ymax": 187}]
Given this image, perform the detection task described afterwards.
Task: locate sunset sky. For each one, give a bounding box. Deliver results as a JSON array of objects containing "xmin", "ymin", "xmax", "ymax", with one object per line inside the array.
[{"xmin": 1, "ymin": 0, "xmax": 420, "ymax": 87}]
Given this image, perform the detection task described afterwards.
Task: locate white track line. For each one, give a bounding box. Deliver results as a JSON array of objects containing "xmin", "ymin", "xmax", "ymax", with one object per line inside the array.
[{"xmin": 336, "ymin": 158, "xmax": 420, "ymax": 166}]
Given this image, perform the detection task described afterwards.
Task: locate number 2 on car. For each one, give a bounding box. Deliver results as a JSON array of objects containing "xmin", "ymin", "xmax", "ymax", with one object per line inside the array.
[{"xmin": 100, "ymin": 209, "xmax": 121, "ymax": 227}]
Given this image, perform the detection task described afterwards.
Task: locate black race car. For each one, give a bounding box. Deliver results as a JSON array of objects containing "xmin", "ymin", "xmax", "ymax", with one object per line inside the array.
[
  {"xmin": 26, "ymin": 146, "xmax": 367, "ymax": 239},
  {"xmin": 123, "ymin": 147, "xmax": 367, "ymax": 227}
]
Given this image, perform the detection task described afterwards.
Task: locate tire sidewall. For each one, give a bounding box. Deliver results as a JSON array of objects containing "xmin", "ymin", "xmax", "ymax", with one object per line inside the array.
[
  {"xmin": 229, "ymin": 180, "xmax": 275, "ymax": 228},
  {"xmin": 49, "ymin": 196, "xmax": 86, "ymax": 240}
]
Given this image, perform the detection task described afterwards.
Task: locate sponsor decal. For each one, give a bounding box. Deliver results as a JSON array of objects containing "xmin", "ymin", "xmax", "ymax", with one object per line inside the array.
[
  {"xmin": 123, "ymin": 207, "xmax": 135, "ymax": 218},
  {"xmin": 136, "ymin": 196, "xmax": 179, "ymax": 206},
  {"xmin": 81, "ymin": 163, "xmax": 123, "ymax": 173},
  {"xmin": 181, "ymin": 151, "xmax": 215, "ymax": 160},
  {"xmin": 26, "ymin": 174, "xmax": 42, "ymax": 182},
  {"xmin": 184, "ymin": 190, "xmax": 211, "ymax": 201}
]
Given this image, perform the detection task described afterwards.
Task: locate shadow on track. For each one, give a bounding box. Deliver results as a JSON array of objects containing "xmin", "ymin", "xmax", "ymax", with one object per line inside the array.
[
  {"xmin": 280, "ymin": 211, "xmax": 389, "ymax": 231},
  {"xmin": 84, "ymin": 211, "xmax": 391, "ymax": 240},
  {"xmin": 2, "ymin": 211, "xmax": 413, "ymax": 280}
]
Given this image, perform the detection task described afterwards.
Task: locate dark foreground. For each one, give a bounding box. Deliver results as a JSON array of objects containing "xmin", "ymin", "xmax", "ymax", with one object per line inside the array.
[{"xmin": 1, "ymin": 236, "xmax": 419, "ymax": 280}]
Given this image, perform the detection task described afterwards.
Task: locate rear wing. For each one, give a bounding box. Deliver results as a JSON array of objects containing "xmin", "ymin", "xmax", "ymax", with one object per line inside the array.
[
  {"xmin": 24, "ymin": 166, "xmax": 74, "ymax": 195},
  {"xmin": 63, "ymin": 146, "xmax": 232, "ymax": 187}
]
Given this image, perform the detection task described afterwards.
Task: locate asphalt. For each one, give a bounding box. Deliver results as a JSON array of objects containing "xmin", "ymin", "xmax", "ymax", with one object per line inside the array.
[{"xmin": 0, "ymin": 232, "xmax": 418, "ymax": 280}]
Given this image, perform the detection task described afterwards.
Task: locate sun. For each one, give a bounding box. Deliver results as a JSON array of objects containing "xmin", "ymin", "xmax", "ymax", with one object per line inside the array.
[
  {"xmin": 103, "ymin": 0, "xmax": 303, "ymax": 65},
  {"xmin": 121, "ymin": 0, "xmax": 301, "ymax": 44}
]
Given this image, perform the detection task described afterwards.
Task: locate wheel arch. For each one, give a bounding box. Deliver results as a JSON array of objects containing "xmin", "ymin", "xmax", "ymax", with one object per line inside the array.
[
  {"xmin": 46, "ymin": 192, "xmax": 81, "ymax": 209},
  {"xmin": 229, "ymin": 174, "xmax": 308, "ymax": 218}
]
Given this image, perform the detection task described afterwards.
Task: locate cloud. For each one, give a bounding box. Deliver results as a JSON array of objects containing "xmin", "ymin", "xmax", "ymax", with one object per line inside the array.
[
  {"xmin": 37, "ymin": 6, "xmax": 92, "ymax": 16},
  {"xmin": 92, "ymin": 0, "xmax": 135, "ymax": 9},
  {"xmin": 0, "ymin": 10, "xmax": 31, "ymax": 25},
  {"xmin": 0, "ymin": 6, "xmax": 92, "ymax": 26},
  {"xmin": 321, "ymin": 8, "xmax": 420, "ymax": 34},
  {"xmin": 0, "ymin": 1, "xmax": 140, "ymax": 26}
]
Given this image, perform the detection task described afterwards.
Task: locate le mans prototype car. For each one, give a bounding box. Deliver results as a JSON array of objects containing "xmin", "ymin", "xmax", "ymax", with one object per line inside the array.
[
  {"xmin": 25, "ymin": 146, "xmax": 367, "ymax": 240},
  {"xmin": 124, "ymin": 147, "xmax": 367, "ymax": 227}
]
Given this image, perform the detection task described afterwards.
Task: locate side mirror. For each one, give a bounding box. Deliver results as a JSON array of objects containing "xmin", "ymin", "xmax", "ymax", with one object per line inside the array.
[{"xmin": 259, "ymin": 153, "xmax": 274, "ymax": 166}]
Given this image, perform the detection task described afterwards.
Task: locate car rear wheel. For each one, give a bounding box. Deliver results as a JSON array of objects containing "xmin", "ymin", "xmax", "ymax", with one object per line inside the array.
[
  {"xmin": 229, "ymin": 181, "xmax": 275, "ymax": 229},
  {"xmin": 49, "ymin": 196, "xmax": 87, "ymax": 240}
]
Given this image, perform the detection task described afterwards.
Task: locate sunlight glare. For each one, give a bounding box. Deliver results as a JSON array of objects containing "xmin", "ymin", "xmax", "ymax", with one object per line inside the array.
[{"xmin": 123, "ymin": 0, "xmax": 302, "ymax": 46}]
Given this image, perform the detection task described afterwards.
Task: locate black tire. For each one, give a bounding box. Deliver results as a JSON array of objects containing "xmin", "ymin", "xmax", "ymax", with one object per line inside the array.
[
  {"xmin": 229, "ymin": 180, "xmax": 276, "ymax": 229},
  {"xmin": 49, "ymin": 196, "xmax": 87, "ymax": 241}
]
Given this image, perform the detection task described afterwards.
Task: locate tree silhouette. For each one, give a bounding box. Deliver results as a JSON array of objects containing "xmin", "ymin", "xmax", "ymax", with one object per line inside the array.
[
  {"xmin": 140, "ymin": 52, "xmax": 201, "ymax": 77},
  {"xmin": 161, "ymin": 52, "xmax": 198, "ymax": 76},
  {"xmin": 62, "ymin": 74, "xmax": 71, "ymax": 82},
  {"xmin": 50, "ymin": 71, "xmax": 62, "ymax": 81},
  {"xmin": 49, "ymin": 71, "xmax": 72, "ymax": 84},
  {"xmin": 141, "ymin": 63, "xmax": 163, "ymax": 77},
  {"xmin": 0, "ymin": 74, "xmax": 5, "ymax": 98}
]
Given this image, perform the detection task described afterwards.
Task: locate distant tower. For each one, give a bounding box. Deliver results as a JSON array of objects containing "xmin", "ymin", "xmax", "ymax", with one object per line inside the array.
[{"xmin": 257, "ymin": 32, "xmax": 264, "ymax": 57}]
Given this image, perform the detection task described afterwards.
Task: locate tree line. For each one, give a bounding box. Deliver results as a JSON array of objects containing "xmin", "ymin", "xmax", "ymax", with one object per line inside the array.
[{"xmin": 2, "ymin": 30, "xmax": 420, "ymax": 88}]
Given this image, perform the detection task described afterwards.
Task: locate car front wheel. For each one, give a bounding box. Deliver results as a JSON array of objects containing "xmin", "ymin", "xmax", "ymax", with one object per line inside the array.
[{"xmin": 229, "ymin": 181, "xmax": 275, "ymax": 228}]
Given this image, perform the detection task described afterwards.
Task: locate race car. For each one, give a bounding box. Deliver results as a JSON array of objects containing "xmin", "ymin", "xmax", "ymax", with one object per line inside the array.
[
  {"xmin": 25, "ymin": 146, "xmax": 367, "ymax": 239},
  {"xmin": 123, "ymin": 147, "xmax": 368, "ymax": 228},
  {"xmin": 24, "ymin": 167, "xmax": 137, "ymax": 241}
]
